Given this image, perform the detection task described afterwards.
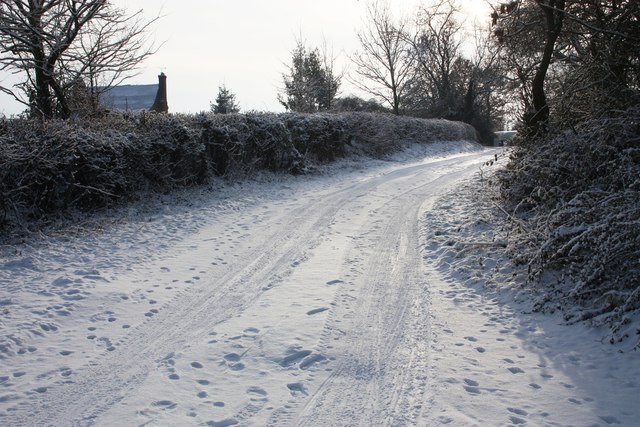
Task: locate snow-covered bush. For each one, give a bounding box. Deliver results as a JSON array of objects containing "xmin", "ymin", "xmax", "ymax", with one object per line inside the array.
[
  {"xmin": 499, "ymin": 106, "xmax": 640, "ymax": 345},
  {"xmin": 197, "ymin": 112, "xmax": 304, "ymax": 177},
  {"xmin": 0, "ymin": 119, "xmax": 134, "ymax": 222},
  {"xmin": 284, "ymin": 113, "xmax": 348, "ymax": 162},
  {"xmin": 0, "ymin": 111, "xmax": 476, "ymax": 232},
  {"xmin": 341, "ymin": 112, "xmax": 477, "ymax": 157}
]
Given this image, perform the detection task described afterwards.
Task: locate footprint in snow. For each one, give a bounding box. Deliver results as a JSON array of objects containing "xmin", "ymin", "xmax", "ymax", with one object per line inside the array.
[
  {"xmin": 206, "ymin": 419, "xmax": 239, "ymax": 427},
  {"xmin": 287, "ymin": 382, "xmax": 308, "ymax": 396},
  {"xmin": 300, "ymin": 354, "xmax": 327, "ymax": 370},
  {"xmin": 247, "ymin": 386, "xmax": 268, "ymax": 402},
  {"xmin": 599, "ymin": 415, "xmax": 621, "ymax": 425},
  {"xmin": 39, "ymin": 323, "xmax": 58, "ymax": 332},
  {"xmin": 463, "ymin": 385, "xmax": 481, "ymax": 395},
  {"xmin": 247, "ymin": 386, "xmax": 267, "ymax": 396},
  {"xmin": 152, "ymin": 400, "xmax": 177, "ymax": 410},
  {"xmin": 508, "ymin": 408, "xmax": 528, "ymax": 416},
  {"xmin": 0, "ymin": 393, "xmax": 22, "ymax": 404},
  {"xmin": 52, "ymin": 277, "xmax": 74, "ymax": 287},
  {"xmin": 508, "ymin": 367, "xmax": 525, "ymax": 374},
  {"xmin": 280, "ymin": 350, "xmax": 312, "ymax": 367},
  {"xmin": 224, "ymin": 353, "xmax": 242, "ymax": 362},
  {"xmin": 463, "ymin": 378, "xmax": 481, "ymax": 394},
  {"xmin": 191, "ymin": 361, "xmax": 204, "ymax": 369}
]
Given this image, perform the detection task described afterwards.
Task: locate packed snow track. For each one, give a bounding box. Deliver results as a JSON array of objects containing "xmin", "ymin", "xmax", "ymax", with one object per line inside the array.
[{"xmin": 2, "ymin": 148, "xmax": 494, "ymax": 426}]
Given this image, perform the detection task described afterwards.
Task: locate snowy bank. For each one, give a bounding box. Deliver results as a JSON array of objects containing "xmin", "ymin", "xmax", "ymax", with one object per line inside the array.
[
  {"xmin": 498, "ymin": 107, "xmax": 640, "ymax": 347},
  {"xmin": 421, "ymin": 160, "xmax": 640, "ymax": 425}
]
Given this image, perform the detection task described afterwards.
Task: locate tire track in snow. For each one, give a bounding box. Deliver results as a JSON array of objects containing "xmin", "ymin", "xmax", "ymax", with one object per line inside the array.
[
  {"xmin": 284, "ymin": 160, "xmax": 485, "ymax": 426},
  {"xmin": 7, "ymin": 174, "xmax": 362, "ymax": 426},
  {"xmin": 5, "ymin": 151, "xmax": 490, "ymax": 426}
]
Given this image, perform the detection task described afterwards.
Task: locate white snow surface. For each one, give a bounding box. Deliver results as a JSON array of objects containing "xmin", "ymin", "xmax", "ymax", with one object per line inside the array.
[{"xmin": 1, "ymin": 141, "xmax": 638, "ymax": 426}]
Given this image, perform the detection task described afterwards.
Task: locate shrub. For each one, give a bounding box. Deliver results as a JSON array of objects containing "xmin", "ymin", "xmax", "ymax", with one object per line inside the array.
[{"xmin": 498, "ymin": 106, "xmax": 640, "ymax": 344}]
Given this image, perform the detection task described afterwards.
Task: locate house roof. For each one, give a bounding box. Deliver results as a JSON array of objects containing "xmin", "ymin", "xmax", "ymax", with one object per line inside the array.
[{"xmin": 100, "ymin": 84, "xmax": 158, "ymax": 112}]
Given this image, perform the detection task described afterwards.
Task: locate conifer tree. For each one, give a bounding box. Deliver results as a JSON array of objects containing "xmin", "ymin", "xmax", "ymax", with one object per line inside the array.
[
  {"xmin": 211, "ymin": 85, "xmax": 240, "ymax": 114},
  {"xmin": 279, "ymin": 41, "xmax": 340, "ymax": 113}
]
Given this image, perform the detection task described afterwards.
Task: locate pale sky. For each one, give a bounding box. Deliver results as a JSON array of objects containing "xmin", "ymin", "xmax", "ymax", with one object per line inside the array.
[{"xmin": 0, "ymin": 0, "xmax": 491, "ymax": 116}]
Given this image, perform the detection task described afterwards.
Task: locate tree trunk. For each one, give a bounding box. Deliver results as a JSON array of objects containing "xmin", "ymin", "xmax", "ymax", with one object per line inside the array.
[
  {"xmin": 29, "ymin": 7, "xmax": 53, "ymax": 119},
  {"xmin": 527, "ymin": 0, "xmax": 565, "ymax": 133}
]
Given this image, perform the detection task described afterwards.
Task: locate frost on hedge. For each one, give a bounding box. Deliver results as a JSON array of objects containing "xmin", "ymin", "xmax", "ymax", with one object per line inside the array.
[
  {"xmin": 499, "ymin": 107, "xmax": 640, "ymax": 345},
  {"xmin": 0, "ymin": 111, "xmax": 476, "ymax": 230}
]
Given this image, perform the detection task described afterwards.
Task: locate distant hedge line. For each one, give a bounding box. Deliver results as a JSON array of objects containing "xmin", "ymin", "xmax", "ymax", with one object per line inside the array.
[{"xmin": 0, "ymin": 111, "xmax": 476, "ymax": 230}]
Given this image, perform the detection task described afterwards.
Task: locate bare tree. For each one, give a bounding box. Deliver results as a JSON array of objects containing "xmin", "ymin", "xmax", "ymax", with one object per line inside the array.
[
  {"xmin": 405, "ymin": 0, "xmax": 464, "ymax": 117},
  {"xmin": 492, "ymin": 0, "xmax": 566, "ymax": 134},
  {"xmin": 350, "ymin": 0, "xmax": 412, "ymax": 115},
  {"xmin": 463, "ymin": 23, "xmax": 510, "ymax": 141},
  {"xmin": 0, "ymin": 0, "xmax": 158, "ymax": 119}
]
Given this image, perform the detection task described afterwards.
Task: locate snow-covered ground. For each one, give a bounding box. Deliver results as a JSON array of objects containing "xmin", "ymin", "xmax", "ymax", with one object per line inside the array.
[
  {"xmin": 421, "ymin": 165, "xmax": 640, "ymax": 426},
  {"xmin": 0, "ymin": 141, "xmax": 638, "ymax": 426}
]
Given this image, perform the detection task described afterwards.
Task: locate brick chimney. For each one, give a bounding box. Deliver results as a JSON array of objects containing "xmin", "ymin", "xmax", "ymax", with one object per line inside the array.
[{"xmin": 150, "ymin": 72, "xmax": 168, "ymax": 113}]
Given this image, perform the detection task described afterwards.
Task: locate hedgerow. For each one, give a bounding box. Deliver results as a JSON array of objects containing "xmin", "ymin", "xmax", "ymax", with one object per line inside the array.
[
  {"xmin": 0, "ymin": 111, "xmax": 476, "ymax": 231},
  {"xmin": 498, "ymin": 106, "xmax": 640, "ymax": 345}
]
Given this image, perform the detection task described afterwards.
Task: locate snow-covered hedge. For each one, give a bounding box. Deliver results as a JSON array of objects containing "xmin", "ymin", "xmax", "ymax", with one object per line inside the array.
[
  {"xmin": 0, "ymin": 111, "xmax": 476, "ymax": 230},
  {"xmin": 341, "ymin": 112, "xmax": 477, "ymax": 157},
  {"xmin": 499, "ymin": 107, "xmax": 640, "ymax": 345}
]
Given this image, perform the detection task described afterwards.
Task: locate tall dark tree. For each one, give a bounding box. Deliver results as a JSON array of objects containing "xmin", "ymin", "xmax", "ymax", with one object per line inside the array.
[
  {"xmin": 211, "ymin": 84, "xmax": 240, "ymax": 114},
  {"xmin": 493, "ymin": 0, "xmax": 639, "ymax": 133},
  {"xmin": 492, "ymin": 0, "xmax": 566, "ymax": 134},
  {"xmin": 0, "ymin": 0, "xmax": 158, "ymax": 119},
  {"xmin": 279, "ymin": 40, "xmax": 340, "ymax": 113}
]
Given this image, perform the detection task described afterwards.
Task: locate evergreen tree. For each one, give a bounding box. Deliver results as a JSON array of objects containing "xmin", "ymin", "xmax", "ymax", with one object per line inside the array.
[
  {"xmin": 279, "ymin": 41, "xmax": 340, "ymax": 113},
  {"xmin": 211, "ymin": 85, "xmax": 240, "ymax": 114}
]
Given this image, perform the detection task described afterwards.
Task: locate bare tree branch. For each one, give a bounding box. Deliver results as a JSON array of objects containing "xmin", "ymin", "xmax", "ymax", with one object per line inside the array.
[
  {"xmin": 0, "ymin": 0, "xmax": 159, "ymax": 119},
  {"xmin": 349, "ymin": 0, "xmax": 412, "ymax": 115}
]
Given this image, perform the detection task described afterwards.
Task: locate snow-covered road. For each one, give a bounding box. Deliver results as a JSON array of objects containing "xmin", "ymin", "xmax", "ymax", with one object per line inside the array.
[{"xmin": 2, "ymin": 144, "xmax": 638, "ymax": 426}]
